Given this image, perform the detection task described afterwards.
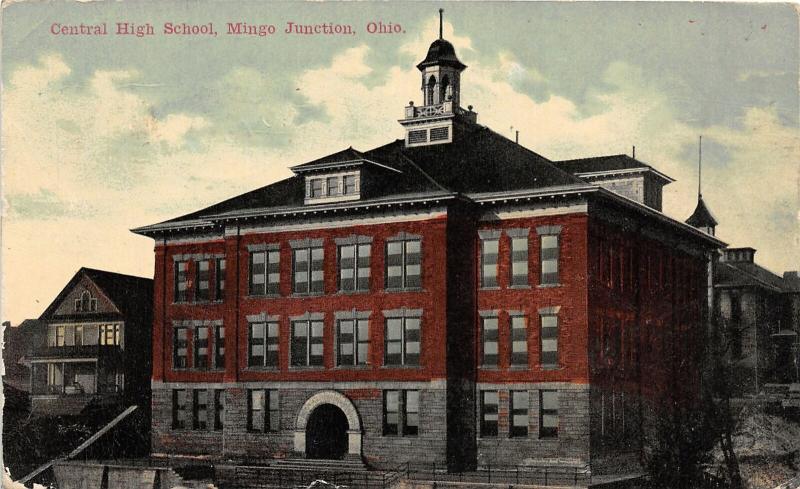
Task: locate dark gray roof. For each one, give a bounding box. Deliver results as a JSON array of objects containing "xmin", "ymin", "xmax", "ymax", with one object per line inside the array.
[
  {"xmin": 131, "ymin": 117, "xmax": 724, "ymax": 251},
  {"xmin": 716, "ymin": 261, "xmax": 787, "ymax": 292},
  {"xmin": 556, "ymin": 154, "xmax": 674, "ymax": 183},
  {"xmin": 686, "ymin": 197, "xmax": 718, "ymax": 228},
  {"xmin": 135, "ymin": 117, "xmax": 587, "ymax": 231},
  {"xmin": 40, "ymin": 268, "xmax": 152, "ymax": 320},
  {"xmin": 417, "ymin": 39, "xmax": 466, "ymax": 71}
]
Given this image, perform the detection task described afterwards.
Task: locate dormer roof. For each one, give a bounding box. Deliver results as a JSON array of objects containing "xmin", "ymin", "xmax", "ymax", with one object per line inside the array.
[
  {"xmin": 290, "ymin": 147, "xmax": 402, "ymax": 174},
  {"xmin": 555, "ymin": 154, "xmax": 674, "ymax": 184}
]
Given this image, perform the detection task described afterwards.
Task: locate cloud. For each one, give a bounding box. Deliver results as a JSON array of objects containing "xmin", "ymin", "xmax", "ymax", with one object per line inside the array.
[
  {"xmin": 5, "ymin": 189, "xmax": 96, "ymax": 219},
  {"xmin": 1, "ymin": 18, "xmax": 797, "ymax": 323}
]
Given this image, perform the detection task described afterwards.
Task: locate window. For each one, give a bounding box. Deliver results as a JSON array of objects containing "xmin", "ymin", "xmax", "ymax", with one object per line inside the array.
[
  {"xmin": 480, "ymin": 238, "xmax": 499, "ymax": 288},
  {"xmin": 174, "ymin": 327, "xmax": 188, "ymax": 368},
  {"xmin": 293, "ymin": 246, "xmax": 324, "ymax": 294},
  {"xmin": 99, "ymin": 324, "xmax": 120, "ymax": 346},
  {"xmin": 510, "ymin": 391, "xmax": 529, "ymax": 437},
  {"xmin": 172, "ymin": 389, "xmax": 188, "ymax": 429},
  {"xmin": 383, "ymin": 390, "xmax": 399, "ymax": 435},
  {"xmin": 291, "ymin": 319, "xmax": 324, "ymax": 367},
  {"xmin": 404, "ymin": 390, "xmax": 420, "ymax": 435},
  {"xmin": 338, "ymin": 243, "xmax": 371, "ymax": 292},
  {"xmin": 193, "ymin": 389, "xmax": 208, "ymax": 430},
  {"xmin": 384, "ymin": 315, "xmax": 420, "ymax": 366},
  {"xmin": 214, "ymin": 324, "xmax": 225, "ymax": 368},
  {"xmin": 540, "ymin": 314, "xmax": 559, "ymax": 367},
  {"xmin": 62, "ymin": 325, "xmax": 75, "ymax": 346},
  {"xmin": 385, "ymin": 236, "xmax": 421, "ymax": 289},
  {"xmin": 175, "ymin": 261, "xmax": 189, "ymax": 302},
  {"xmin": 481, "ymin": 316, "xmax": 498, "ymax": 367},
  {"xmin": 248, "ymin": 389, "xmax": 279, "ymax": 432},
  {"xmin": 47, "ymin": 363, "xmax": 63, "ymax": 393},
  {"xmin": 74, "ymin": 325, "xmax": 84, "ymax": 346},
  {"xmin": 194, "ymin": 325, "xmax": 209, "ymax": 368},
  {"xmin": 343, "ymin": 175, "xmax": 357, "ymax": 195},
  {"xmin": 383, "ymin": 390, "xmax": 419, "ymax": 436},
  {"xmin": 249, "ymin": 321, "xmax": 279, "ymax": 368},
  {"xmin": 215, "ymin": 258, "xmax": 226, "ymax": 300},
  {"xmin": 249, "ymin": 249, "xmax": 280, "ymax": 296},
  {"xmin": 510, "ymin": 234, "xmax": 529, "ymax": 286},
  {"xmin": 337, "ymin": 318, "xmax": 369, "ymax": 366},
  {"xmin": 510, "ymin": 315, "xmax": 528, "ymax": 366},
  {"xmin": 539, "ymin": 390, "xmax": 559, "ymax": 438},
  {"xmin": 326, "ymin": 176, "xmax": 338, "ymax": 196},
  {"xmin": 480, "ymin": 391, "xmax": 499, "ymax": 437},
  {"xmin": 195, "ymin": 260, "xmax": 210, "ymax": 301},
  {"xmin": 74, "ymin": 291, "xmax": 97, "ymax": 312},
  {"xmin": 56, "ymin": 325, "xmax": 65, "ymax": 346},
  {"xmin": 310, "ymin": 178, "xmax": 324, "ymax": 198},
  {"xmin": 540, "ymin": 234, "xmax": 560, "ymax": 285},
  {"xmin": 214, "ymin": 389, "xmax": 225, "ymax": 431}
]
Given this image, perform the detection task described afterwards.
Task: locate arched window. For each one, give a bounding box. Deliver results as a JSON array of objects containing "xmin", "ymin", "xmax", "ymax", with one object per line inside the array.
[
  {"xmin": 426, "ymin": 75, "xmax": 437, "ymax": 105},
  {"xmin": 75, "ymin": 290, "xmax": 97, "ymax": 312},
  {"xmin": 440, "ymin": 75, "xmax": 450, "ymax": 102}
]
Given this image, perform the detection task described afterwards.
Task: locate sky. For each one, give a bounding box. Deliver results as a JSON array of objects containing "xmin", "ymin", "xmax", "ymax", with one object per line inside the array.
[{"xmin": 1, "ymin": 1, "xmax": 798, "ymax": 324}]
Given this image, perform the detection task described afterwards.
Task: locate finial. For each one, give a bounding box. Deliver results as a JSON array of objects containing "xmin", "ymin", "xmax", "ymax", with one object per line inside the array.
[
  {"xmin": 439, "ymin": 9, "xmax": 444, "ymax": 39},
  {"xmin": 698, "ymin": 135, "xmax": 703, "ymax": 199}
]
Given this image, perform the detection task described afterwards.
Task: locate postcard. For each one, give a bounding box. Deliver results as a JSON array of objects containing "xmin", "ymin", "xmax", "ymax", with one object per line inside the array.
[{"xmin": 1, "ymin": 2, "xmax": 798, "ymax": 489}]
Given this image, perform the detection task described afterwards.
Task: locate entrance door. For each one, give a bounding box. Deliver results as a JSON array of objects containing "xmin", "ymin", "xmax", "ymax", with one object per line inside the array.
[{"xmin": 306, "ymin": 404, "xmax": 349, "ymax": 460}]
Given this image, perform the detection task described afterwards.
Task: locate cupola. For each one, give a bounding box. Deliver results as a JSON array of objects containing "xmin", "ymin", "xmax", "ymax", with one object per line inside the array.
[{"xmin": 399, "ymin": 9, "xmax": 476, "ymax": 148}]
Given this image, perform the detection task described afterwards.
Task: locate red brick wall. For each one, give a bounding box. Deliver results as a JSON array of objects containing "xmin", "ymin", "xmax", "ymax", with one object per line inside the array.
[
  {"xmin": 587, "ymin": 218, "xmax": 705, "ymax": 401},
  {"xmin": 475, "ymin": 213, "xmax": 591, "ymax": 385},
  {"xmin": 153, "ymin": 215, "xmax": 451, "ymax": 384}
]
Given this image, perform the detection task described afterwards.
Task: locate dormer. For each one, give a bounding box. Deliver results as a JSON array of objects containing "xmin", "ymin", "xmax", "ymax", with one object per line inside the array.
[
  {"xmin": 399, "ymin": 10, "xmax": 476, "ymax": 148},
  {"xmin": 290, "ymin": 147, "xmax": 402, "ymax": 205},
  {"xmin": 721, "ymin": 247, "xmax": 756, "ymax": 263},
  {"xmin": 556, "ymin": 155, "xmax": 674, "ymax": 211}
]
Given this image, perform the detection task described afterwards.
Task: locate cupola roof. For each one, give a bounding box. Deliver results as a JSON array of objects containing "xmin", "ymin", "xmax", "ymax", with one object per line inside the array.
[{"xmin": 416, "ymin": 39, "xmax": 466, "ymax": 71}]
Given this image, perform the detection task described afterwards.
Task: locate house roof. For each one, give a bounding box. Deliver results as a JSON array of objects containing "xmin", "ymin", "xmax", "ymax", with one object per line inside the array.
[
  {"xmin": 555, "ymin": 154, "xmax": 674, "ymax": 183},
  {"xmin": 686, "ymin": 197, "xmax": 718, "ymax": 228},
  {"xmin": 715, "ymin": 261, "xmax": 788, "ymax": 293},
  {"xmin": 131, "ymin": 117, "xmax": 724, "ymax": 250},
  {"xmin": 39, "ymin": 267, "xmax": 152, "ymax": 320},
  {"xmin": 133, "ymin": 117, "xmax": 588, "ymax": 233}
]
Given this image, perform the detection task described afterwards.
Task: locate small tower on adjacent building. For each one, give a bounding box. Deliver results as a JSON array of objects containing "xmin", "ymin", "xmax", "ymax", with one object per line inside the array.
[
  {"xmin": 686, "ymin": 136, "xmax": 718, "ymax": 235},
  {"xmin": 399, "ymin": 9, "xmax": 476, "ymax": 147}
]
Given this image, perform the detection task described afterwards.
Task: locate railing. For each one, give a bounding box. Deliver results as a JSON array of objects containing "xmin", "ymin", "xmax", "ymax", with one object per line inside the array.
[
  {"xmin": 228, "ymin": 461, "xmax": 592, "ymax": 489},
  {"xmin": 404, "ymin": 102, "xmax": 454, "ymax": 119},
  {"xmin": 33, "ymin": 344, "xmax": 121, "ymax": 359},
  {"xmin": 229, "ymin": 465, "xmax": 398, "ymax": 489},
  {"xmin": 401, "ymin": 462, "xmax": 592, "ymax": 487}
]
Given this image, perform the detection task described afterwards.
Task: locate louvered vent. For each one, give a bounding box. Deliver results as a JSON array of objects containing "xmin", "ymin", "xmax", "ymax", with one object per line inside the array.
[
  {"xmin": 408, "ymin": 130, "xmax": 428, "ymax": 144},
  {"xmin": 430, "ymin": 126, "xmax": 449, "ymax": 141}
]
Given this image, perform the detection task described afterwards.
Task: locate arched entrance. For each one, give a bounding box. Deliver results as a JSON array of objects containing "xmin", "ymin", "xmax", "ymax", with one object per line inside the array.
[
  {"xmin": 294, "ymin": 390, "xmax": 362, "ymax": 459},
  {"xmin": 306, "ymin": 404, "xmax": 349, "ymax": 459}
]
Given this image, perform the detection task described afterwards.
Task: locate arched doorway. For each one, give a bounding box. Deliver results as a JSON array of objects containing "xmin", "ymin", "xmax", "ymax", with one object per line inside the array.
[
  {"xmin": 306, "ymin": 404, "xmax": 349, "ymax": 460},
  {"xmin": 294, "ymin": 390, "xmax": 363, "ymax": 459}
]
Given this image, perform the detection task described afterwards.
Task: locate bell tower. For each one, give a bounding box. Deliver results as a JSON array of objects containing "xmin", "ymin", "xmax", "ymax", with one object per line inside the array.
[{"xmin": 399, "ymin": 10, "xmax": 476, "ymax": 147}]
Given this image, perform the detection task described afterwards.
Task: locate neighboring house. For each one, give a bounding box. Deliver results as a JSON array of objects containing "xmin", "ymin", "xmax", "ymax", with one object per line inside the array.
[
  {"xmin": 2, "ymin": 318, "xmax": 43, "ymax": 392},
  {"xmin": 29, "ymin": 267, "xmax": 153, "ymax": 417},
  {"xmin": 715, "ymin": 248, "xmax": 799, "ymax": 391},
  {"xmin": 685, "ymin": 197, "xmax": 800, "ymax": 393},
  {"xmin": 132, "ymin": 29, "xmax": 722, "ymax": 475}
]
